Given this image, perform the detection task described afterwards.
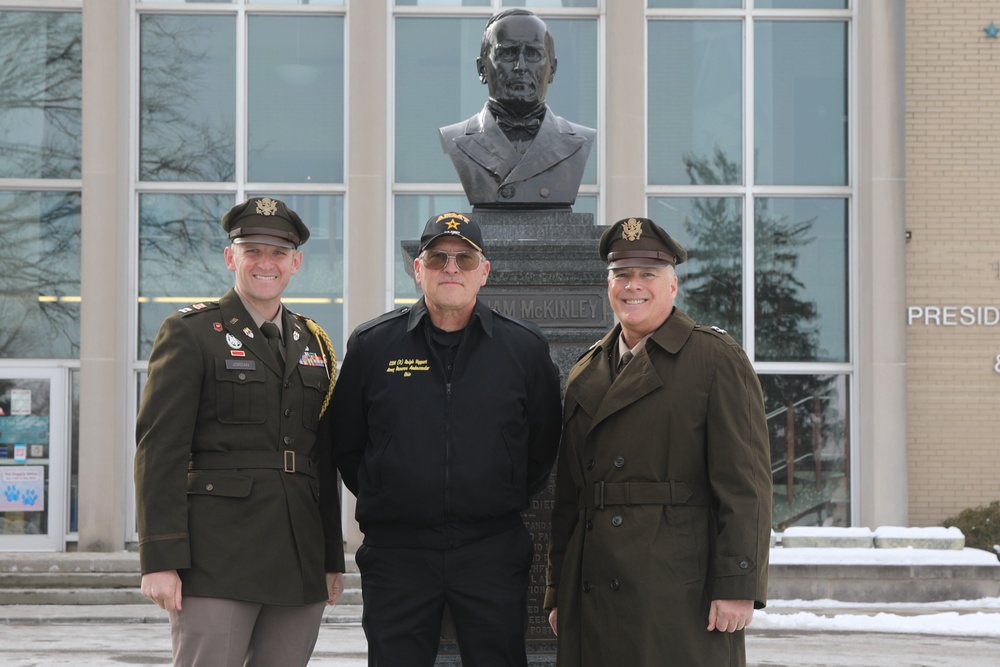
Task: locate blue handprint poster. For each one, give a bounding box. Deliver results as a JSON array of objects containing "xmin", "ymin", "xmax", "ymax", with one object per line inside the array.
[{"xmin": 0, "ymin": 466, "xmax": 45, "ymax": 512}]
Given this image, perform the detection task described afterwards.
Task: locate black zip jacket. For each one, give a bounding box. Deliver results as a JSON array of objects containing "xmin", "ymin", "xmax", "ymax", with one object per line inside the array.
[{"xmin": 329, "ymin": 298, "xmax": 562, "ymax": 549}]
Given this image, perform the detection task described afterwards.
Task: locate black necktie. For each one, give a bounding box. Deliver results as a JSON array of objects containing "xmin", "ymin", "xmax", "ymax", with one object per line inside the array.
[
  {"xmin": 618, "ymin": 350, "xmax": 634, "ymax": 373},
  {"xmin": 488, "ymin": 100, "xmax": 546, "ymax": 135},
  {"xmin": 260, "ymin": 322, "xmax": 284, "ymax": 373}
]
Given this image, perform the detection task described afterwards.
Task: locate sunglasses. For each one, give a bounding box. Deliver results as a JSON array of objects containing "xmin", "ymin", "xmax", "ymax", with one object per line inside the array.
[{"xmin": 420, "ymin": 250, "xmax": 483, "ymax": 271}]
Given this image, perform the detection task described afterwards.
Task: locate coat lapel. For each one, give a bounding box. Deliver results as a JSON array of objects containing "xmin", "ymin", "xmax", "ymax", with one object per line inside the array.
[
  {"xmin": 452, "ymin": 105, "xmax": 588, "ymax": 186},
  {"xmin": 590, "ymin": 347, "xmax": 664, "ymax": 429},
  {"xmin": 581, "ymin": 310, "xmax": 698, "ymax": 434},
  {"xmin": 505, "ymin": 110, "xmax": 588, "ymax": 185},
  {"xmin": 283, "ymin": 311, "xmax": 310, "ymax": 380},
  {"xmin": 452, "ymin": 107, "xmax": 522, "ymax": 180}
]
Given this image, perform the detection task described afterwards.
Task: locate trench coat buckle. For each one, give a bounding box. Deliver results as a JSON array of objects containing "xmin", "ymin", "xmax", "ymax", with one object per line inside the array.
[
  {"xmin": 594, "ymin": 480, "xmax": 605, "ymax": 510},
  {"xmin": 283, "ymin": 449, "xmax": 297, "ymax": 474}
]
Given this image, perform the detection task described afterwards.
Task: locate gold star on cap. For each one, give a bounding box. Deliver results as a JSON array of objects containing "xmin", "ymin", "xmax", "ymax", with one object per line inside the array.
[
  {"xmin": 256, "ymin": 197, "xmax": 279, "ymax": 216},
  {"xmin": 622, "ymin": 218, "xmax": 643, "ymax": 241}
]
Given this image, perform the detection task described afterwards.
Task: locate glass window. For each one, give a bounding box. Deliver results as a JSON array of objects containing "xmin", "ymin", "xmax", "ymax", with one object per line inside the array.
[
  {"xmin": 137, "ymin": 193, "xmax": 233, "ymax": 359},
  {"xmin": 69, "ymin": 369, "xmax": 79, "ymax": 534},
  {"xmin": 754, "ymin": 198, "xmax": 847, "ymax": 363},
  {"xmin": 139, "ymin": 14, "xmax": 236, "ymax": 182},
  {"xmin": 506, "ymin": 1, "xmax": 598, "ymax": 7},
  {"xmin": 395, "ymin": 16, "xmax": 598, "ymax": 185},
  {"xmin": 648, "ymin": 20, "xmax": 742, "ymax": 186},
  {"xmin": 754, "ymin": 20, "xmax": 847, "ymax": 186},
  {"xmin": 249, "ymin": 0, "xmax": 343, "ymax": 4},
  {"xmin": 395, "ymin": 1, "xmax": 490, "ymax": 6},
  {"xmin": 0, "ymin": 11, "xmax": 81, "ymax": 180},
  {"xmin": 756, "ymin": 1, "xmax": 846, "ymax": 8},
  {"xmin": 0, "ymin": 191, "xmax": 81, "ymax": 359},
  {"xmin": 764, "ymin": 373, "xmax": 850, "ymax": 529},
  {"xmin": 0, "ymin": 378, "xmax": 53, "ymax": 536},
  {"xmin": 137, "ymin": 194, "xmax": 345, "ymax": 359},
  {"xmin": 248, "ymin": 15, "xmax": 345, "ymax": 184},
  {"xmin": 648, "ymin": 1, "xmax": 741, "ymax": 8},
  {"xmin": 648, "ymin": 196, "xmax": 744, "ymax": 344}
]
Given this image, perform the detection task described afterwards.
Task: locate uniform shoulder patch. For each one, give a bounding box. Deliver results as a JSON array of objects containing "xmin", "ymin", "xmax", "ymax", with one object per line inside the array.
[{"xmin": 177, "ymin": 301, "xmax": 220, "ymax": 316}]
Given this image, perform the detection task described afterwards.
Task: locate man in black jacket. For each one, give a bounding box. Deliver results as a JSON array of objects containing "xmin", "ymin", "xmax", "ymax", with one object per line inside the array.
[{"xmin": 330, "ymin": 211, "xmax": 562, "ymax": 666}]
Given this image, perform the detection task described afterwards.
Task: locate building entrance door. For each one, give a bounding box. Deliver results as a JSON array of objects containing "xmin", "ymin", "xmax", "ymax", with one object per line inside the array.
[{"xmin": 0, "ymin": 369, "xmax": 67, "ymax": 551}]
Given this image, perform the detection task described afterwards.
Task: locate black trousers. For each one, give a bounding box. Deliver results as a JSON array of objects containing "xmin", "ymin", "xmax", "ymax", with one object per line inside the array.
[{"xmin": 357, "ymin": 522, "xmax": 534, "ymax": 667}]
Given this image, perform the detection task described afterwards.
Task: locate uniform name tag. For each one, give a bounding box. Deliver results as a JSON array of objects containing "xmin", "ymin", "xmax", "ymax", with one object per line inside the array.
[{"xmin": 225, "ymin": 359, "xmax": 256, "ymax": 370}]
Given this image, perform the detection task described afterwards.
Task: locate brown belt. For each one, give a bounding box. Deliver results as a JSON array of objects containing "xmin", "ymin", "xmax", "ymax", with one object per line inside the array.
[
  {"xmin": 189, "ymin": 451, "xmax": 315, "ymax": 477},
  {"xmin": 579, "ymin": 480, "xmax": 713, "ymax": 510}
]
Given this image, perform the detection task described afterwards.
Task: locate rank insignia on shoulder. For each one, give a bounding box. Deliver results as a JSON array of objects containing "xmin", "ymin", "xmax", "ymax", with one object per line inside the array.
[
  {"xmin": 178, "ymin": 307, "xmax": 193, "ymax": 313},
  {"xmin": 192, "ymin": 303, "xmax": 208, "ymax": 310},
  {"xmin": 711, "ymin": 325, "xmax": 728, "ymax": 335}
]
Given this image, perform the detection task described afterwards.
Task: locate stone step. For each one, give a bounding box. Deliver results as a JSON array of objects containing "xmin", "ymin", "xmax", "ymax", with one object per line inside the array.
[
  {"xmin": 0, "ymin": 586, "xmax": 365, "ymax": 606},
  {"xmin": 3, "ymin": 549, "xmax": 997, "ymax": 607},
  {"xmin": 0, "ymin": 551, "xmax": 362, "ymax": 606}
]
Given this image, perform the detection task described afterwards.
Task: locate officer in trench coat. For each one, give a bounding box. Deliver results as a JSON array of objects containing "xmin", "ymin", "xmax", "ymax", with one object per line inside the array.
[{"xmin": 545, "ymin": 217, "xmax": 772, "ymax": 667}]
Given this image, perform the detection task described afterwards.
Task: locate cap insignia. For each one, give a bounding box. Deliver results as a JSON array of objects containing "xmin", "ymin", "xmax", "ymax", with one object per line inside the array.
[
  {"xmin": 256, "ymin": 198, "xmax": 279, "ymax": 216},
  {"xmin": 623, "ymin": 218, "xmax": 643, "ymax": 242},
  {"xmin": 445, "ymin": 220, "xmax": 461, "ymax": 230},
  {"xmin": 437, "ymin": 212, "xmax": 470, "ymax": 224}
]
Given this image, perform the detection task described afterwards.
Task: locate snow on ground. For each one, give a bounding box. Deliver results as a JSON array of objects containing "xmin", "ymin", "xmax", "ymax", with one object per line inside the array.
[
  {"xmin": 769, "ymin": 546, "xmax": 1000, "ymax": 566},
  {"xmin": 760, "ymin": 542, "xmax": 1000, "ymax": 636},
  {"xmin": 755, "ymin": 601, "xmax": 1000, "ymax": 637}
]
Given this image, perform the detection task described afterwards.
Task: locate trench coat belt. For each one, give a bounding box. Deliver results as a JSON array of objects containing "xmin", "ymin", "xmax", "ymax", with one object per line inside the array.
[
  {"xmin": 579, "ymin": 480, "xmax": 712, "ymax": 511},
  {"xmin": 189, "ymin": 451, "xmax": 315, "ymax": 478}
]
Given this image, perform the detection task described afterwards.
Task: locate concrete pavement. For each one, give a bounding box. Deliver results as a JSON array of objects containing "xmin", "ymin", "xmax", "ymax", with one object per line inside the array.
[{"xmin": 1, "ymin": 602, "xmax": 999, "ymax": 666}]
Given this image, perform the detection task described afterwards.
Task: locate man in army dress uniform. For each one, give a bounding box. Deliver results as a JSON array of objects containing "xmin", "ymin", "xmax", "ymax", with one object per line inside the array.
[
  {"xmin": 135, "ymin": 197, "xmax": 345, "ymax": 667},
  {"xmin": 545, "ymin": 217, "xmax": 772, "ymax": 667}
]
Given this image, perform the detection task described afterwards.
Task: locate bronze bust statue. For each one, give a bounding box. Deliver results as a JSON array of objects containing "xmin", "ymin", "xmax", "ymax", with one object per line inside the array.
[{"xmin": 439, "ymin": 9, "xmax": 596, "ymax": 209}]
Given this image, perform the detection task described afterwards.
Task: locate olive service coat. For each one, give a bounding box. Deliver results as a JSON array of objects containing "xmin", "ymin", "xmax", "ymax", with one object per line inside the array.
[
  {"xmin": 545, "ymin": 308, "xmax": 771, "ymax": 667},
  {"xmin": 135, "ymin": 288, "xmax": 345, "ymax": 606},
  {"xmin": 439, "ymin": 104, "xmax": 596, "ymax": 207}
]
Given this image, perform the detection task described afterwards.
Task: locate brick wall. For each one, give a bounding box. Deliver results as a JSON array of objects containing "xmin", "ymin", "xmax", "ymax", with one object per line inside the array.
[{"xmin": 905, "ymin": 0, "xmax": 1000, "ymax": 525}]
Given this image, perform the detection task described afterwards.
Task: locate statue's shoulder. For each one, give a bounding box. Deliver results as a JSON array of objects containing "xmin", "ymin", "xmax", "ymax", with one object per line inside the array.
[{"xmin": 440, "ymin": 110, "xmax": 484, "ymax": 140}]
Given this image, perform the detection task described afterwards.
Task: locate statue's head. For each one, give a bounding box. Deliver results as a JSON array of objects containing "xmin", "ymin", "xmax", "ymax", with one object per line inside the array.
[{"xmin": 477, "ymin": 9, "xmax": 557, "ymax": 114}]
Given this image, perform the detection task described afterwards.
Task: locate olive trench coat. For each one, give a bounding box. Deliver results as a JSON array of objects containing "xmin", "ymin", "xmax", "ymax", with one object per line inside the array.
[
  {"xmin": 545, "ymin": 308, "xmax": 771, "ymax": 667},
  {"xmin": 134, "ymin": 289, "xmax": 344, "ymax": 606}
]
